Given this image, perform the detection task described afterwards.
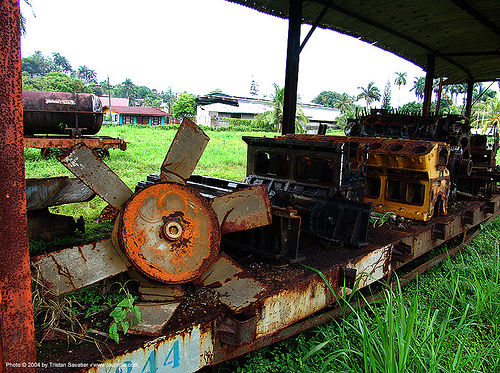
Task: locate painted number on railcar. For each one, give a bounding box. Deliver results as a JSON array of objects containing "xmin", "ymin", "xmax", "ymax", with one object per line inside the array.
[{"xmin": 90, "ymin": 325, "xmax": 207, "ymax": 373}]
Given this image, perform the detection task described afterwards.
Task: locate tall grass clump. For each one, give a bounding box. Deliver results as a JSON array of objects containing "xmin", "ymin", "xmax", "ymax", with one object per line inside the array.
[
  {"xmin": 301, "ymin": 222, "xmax": 500, "ymax": 373},
  {"xmin": 307, "ymin": 279, "xmax": 471, "ymax": 371}
]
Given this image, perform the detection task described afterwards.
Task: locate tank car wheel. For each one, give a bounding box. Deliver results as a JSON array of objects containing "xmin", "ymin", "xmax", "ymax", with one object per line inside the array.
[
  {"xmin": 40, "ymin": 148, "xmax": 54, "ymax": 158},
  {"xmin": 93, "ymin": 148, "xmax": 110, "ymax": 159}
]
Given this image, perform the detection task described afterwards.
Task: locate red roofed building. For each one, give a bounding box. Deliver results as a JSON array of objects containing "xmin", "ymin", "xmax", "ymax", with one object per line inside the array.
[{"xmin": 104, "ymin": 105, "xmax": 170, "ymax": 126}]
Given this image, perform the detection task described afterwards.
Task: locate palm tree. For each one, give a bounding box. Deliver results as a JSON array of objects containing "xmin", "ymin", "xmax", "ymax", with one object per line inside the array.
[
  {"xmin": 122, "ymin": 78, "xmax": 136, "ymax": 99},
  {"xmin": 356, "ymin": 82, "xmax": 381, "ymax": 109},
  {"xmin": 253, "ymin": 83, "xmax": 308, "ymax": 132},
  {"xmin": 77, "ymin": 65, "xmax": 97, "ymax": 84},
  {"xmin": 335, "ymin": 93, "xmax": 354, "ymax": 114},
  {"xmin": 51, "ymin": 52, "xmax": 72, "ymax": 74},
  {"xmin": 411, "ymin": 77, "xmax": 425, "ymax": 102},
  {"xmin": 471, "ymin": 96, "xmax": 500, "ymax": 134},
  {"xmin": 394, "ymin": 72, "xmax": 407, "ymax": 107}
]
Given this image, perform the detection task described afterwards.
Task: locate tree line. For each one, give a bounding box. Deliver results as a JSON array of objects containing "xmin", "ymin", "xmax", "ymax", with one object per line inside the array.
[
  {"xmin": 21, "ymin": 51, "xmax": 197, "ymax": 118},
  {"xmin": 314, "ymin": 73, "xmax": 497, "ymax": 112},
  {"xmin": 312, "ymin": 72, "xmax": 498, "ymax": 129}
]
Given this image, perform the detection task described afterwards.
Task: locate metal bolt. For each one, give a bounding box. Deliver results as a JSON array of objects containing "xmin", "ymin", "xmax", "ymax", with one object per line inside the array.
[{"xmin": 162, "ymin": 220, "xmax": 183, "ymax": 241}]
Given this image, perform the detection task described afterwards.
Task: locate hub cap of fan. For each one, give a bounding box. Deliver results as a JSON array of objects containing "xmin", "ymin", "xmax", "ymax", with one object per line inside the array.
[{"xmin": 116, "ymin": 182, "xmax": 220, "ymax": 284}]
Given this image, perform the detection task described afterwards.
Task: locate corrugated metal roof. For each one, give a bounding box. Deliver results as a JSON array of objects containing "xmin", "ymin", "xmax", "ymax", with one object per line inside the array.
[
  {"xmin": 227, "ymin": 0, "xmax": 500, "ymax": 84},
  {"xmin": 111, "ymin": 106, "xmax": 168, "ymax": 116},
  {"xmin": 200, "ymin": 97, "xmax": 340, "ymax": 121}
]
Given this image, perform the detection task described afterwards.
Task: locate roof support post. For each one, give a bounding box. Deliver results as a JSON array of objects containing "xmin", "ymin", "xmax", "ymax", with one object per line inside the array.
[
  {"xmin": 465, "ymin": 79, "xmax": 474, "ymax": 119},
  {"xmin": 435, "ymin": 77, "xmax": 444, "ymax": 115},
  {"xmin": 422, "ymin": 54, "xmax": 435, "ymax": 115},
  {"xmin": 0, "ymin": 1, "xmax": 36, "ymax": 370},
  {"xmin": 282, "ymin": 0, "xmax": 302, "ymax": 135}
]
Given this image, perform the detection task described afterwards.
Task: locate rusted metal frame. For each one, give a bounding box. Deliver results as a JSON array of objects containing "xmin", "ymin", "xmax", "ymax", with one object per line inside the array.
[
  {"xmin": 423, "ymin": 54, "xmax": 436, "ymax": 115},
  {"xmin": 0, "ymin": 0, "xmax": 36, "ymax": 369},
  {"xmin": 79, "ymin": 197, "xmax": 499, "ymax": 372},
  {"xmin": 451, "ymin": 0, "xmax": 500, "ymax": 37},
  {"xmin": 312, "ymin": 0, "xmax": 472, "ymax": 79},
  {"xmin": 298, "ymin": 1, "xmax": 330, "ymax": 54},
  {"xmin": 282, "ymin": 0, "xmax": 302, "ymax": 135},
  {"xmin": 464, "ymin": 79, "xmax": 474, "ymax": 119},
  {"xmin": 24, "ymin": 136, "xmax": 127, "ymax": 150},
  {"xmin": 435, "ymin": 77, "xmax": 444, "ymax": 115},
  {"xmin": 215, "ymin": 199, "xmax": 496, "ymax": 361},
  {"xmin": 212, "ymin": 216, "xmax": 487, "ymax": 365}
]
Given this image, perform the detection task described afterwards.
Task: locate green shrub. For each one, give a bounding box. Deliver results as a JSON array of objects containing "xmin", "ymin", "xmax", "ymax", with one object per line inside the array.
[{"xmin": 215, "ymin": 117, "xmax": 272, "ymax": 132}]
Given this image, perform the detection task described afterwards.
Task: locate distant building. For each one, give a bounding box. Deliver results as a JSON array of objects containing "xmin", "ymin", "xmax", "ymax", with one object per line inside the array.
[
  {"xmin": 98, "ymin": 96, "xmax": 129, "ymax": 108},
  {"xmin": 196, "ymin": 95, "xmax": 341, "ymax": 133},
  {"xmin": 104, "ymin": 106, "xmax": 169, "ymax": 126}
]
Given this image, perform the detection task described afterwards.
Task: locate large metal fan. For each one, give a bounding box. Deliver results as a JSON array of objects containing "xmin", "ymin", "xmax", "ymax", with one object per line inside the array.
[{"xmin": 31, "ymin": 119, "xmax": 271, "ymax": 335}]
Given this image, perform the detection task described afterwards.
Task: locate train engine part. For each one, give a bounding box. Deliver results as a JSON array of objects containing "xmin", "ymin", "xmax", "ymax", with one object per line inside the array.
[
  {"xmin": 344, "ymin": 109, "xmax": 500, "ymax": 198},
  {"xmin": 260, "ymin": 134, "xmax": 452, "ymax": 222},
  {"xmin": 344, "ymin": 109, "xmax": 470, "ymax": 148},
  {"xmin": 242, "ymin": 135, "xmax": 372, "ymax": 253},
  {"xmin": 23, "ymin": 90, "xmax": 103, "ymax": 136},
  {"xmin": 362, "ymin": 138, "xmax": 450, "ymax": 221}
]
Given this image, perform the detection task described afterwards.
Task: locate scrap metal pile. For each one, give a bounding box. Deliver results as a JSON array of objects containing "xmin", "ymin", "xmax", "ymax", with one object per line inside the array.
[{"xmin": 29, "ymin": 114, "xmax": 500, "ymax": 369}]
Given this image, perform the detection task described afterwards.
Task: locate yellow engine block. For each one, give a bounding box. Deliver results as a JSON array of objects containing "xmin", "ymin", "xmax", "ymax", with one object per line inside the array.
[{"xmin": 362, "ymin": 138, "xmax": 450, "ymax": 221}]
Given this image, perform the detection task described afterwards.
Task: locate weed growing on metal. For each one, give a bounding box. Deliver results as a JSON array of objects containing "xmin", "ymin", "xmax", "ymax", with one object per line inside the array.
[
  {"xmin": 32, "ymin": 270, "xmax": 108, "ymax": 359},
  {"xmin": 108, "ymin": 282, "xmax": 141, "ymax": 344}
]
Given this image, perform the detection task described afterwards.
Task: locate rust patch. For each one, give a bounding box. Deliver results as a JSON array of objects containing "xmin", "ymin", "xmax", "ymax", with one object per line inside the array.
[{"xmin": 24, "ymin": 135, "xmax": 126, "ymax": 151}]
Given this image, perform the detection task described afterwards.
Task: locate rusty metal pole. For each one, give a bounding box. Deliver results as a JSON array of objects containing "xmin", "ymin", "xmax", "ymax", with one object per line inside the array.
[
  {"xmin": 282, "ymin": 0, "xmax": 302, "ymax": 135},
  {"xmin": 422, "ymin": 54, "xmax": 435, "ymax": 115},
  {"xmin": 435, "ymin": 77, "xmax": 444, "ymax": 115},
  {"xmin": 464, "ymin": 80, "xmax": 474, "ymax": 120},
  {"xmin": 0, "ymin": 0, "xmax": 37, "ymax": 370}
]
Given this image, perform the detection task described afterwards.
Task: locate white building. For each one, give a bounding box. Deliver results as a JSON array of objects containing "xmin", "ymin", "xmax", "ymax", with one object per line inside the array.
[{"xmin": 196, "ymin": 95, "xmax": 341, "ymax": 133}]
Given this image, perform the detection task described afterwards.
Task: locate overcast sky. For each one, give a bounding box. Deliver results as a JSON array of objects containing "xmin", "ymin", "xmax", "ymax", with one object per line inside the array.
[{"xmin": 20, "ymin": 0, "xmax": 426, "ymax": 105}]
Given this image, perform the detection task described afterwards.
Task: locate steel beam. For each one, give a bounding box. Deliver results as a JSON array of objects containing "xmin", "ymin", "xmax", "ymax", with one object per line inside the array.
[
  {"xmin": 299, "ymin": 3, "xmax": 329, "ymax": 54},
  {"xmin": 422, "ymin": 54, "xmax": 435, "ymax": 115},
  {"xmin": 282, "ymin": 0, "xmax": 302, "ymax": 135},
  {"xmin": 0, "ymin": 0, "xmax": 36, "ymax": 370}
]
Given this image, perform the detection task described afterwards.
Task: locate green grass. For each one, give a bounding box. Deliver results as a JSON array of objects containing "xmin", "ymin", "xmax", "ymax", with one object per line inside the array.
[{"xmin": 26, "ymin": 125, "xmax": 500, "ymax": 372}]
